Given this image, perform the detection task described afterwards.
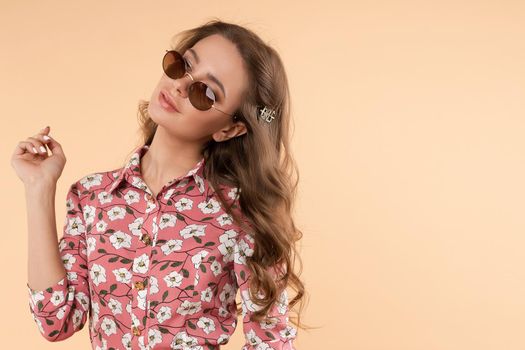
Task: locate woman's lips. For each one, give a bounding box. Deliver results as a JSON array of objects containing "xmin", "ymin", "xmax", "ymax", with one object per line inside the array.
[{"xmin": 159, "ymin": 90, "xmax": 179, "ymax": 113}]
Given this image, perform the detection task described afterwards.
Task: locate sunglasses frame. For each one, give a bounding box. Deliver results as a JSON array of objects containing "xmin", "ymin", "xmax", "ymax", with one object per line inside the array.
[{"xmin": 162, "ymin": 50, "xmax": 237, "ymax": 120}]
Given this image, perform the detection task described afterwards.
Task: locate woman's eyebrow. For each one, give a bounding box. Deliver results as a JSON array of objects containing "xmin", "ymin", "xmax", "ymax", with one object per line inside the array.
[{"xmin": 187, "ymin": 48, "xmax": 226, "ymax": 99}]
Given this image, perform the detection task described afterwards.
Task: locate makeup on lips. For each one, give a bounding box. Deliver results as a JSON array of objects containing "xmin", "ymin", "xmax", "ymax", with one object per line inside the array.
[{"xmin": 158, "ymin": 90, "xmax": 179, "ymax": 113}]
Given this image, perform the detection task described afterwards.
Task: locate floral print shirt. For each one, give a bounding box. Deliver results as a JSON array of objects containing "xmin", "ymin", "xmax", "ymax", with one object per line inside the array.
[{"xmin": 26, "ymin": 143, "xmax": 297, "ymax": 350}]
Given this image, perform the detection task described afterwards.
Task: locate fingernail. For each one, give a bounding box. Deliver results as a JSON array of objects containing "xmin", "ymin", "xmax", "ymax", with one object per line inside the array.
[
  {"xmin": 39, "ymin": 146, "xmax": 46, "ymax": 153},
  {"xmin": 32, "ymin": 147, "xmax": 37, "ymax": 153},
  {"xmin": 43, "ymin": 135, "xmax": 50, "ymax": 141}
]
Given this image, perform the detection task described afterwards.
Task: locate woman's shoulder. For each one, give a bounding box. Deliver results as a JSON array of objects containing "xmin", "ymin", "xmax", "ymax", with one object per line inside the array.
[{"xmin": 70, "ymin": 166, "xmax": 125, "ymax": 195}]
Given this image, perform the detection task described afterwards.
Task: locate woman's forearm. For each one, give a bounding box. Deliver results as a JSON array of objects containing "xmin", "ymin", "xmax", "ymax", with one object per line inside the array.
[{"xmin": 25, "ymin": 181, "xmax": 66, "ymax": 291}]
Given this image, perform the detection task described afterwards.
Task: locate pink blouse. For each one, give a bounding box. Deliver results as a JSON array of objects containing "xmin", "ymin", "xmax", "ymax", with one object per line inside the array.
[{"xmin": 26, "ymin": 143, "xmax": 297, "ymax": 350}]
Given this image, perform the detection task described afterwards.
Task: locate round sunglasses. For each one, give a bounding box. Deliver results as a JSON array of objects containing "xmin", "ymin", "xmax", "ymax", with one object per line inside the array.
[{"xmin": 162, "ymin": 50, "xmax": 236, "ymax": 119}]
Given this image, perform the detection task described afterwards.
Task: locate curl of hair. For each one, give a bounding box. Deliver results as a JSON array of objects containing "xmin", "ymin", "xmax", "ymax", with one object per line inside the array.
[{"xmin": 135, "ymin": 18, "xmax": 314, "ymax": 331}]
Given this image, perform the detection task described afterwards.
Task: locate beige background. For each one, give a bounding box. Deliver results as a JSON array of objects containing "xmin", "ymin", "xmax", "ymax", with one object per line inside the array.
[{"xmin": 2, "ymin": 0, "xmax": 525, "ymax": 349}]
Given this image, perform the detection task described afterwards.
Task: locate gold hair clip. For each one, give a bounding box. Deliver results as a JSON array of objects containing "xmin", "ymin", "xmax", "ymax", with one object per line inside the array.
[{"xmin": 258, "ymin": 106, "xmax": 276, "ymax": 123}]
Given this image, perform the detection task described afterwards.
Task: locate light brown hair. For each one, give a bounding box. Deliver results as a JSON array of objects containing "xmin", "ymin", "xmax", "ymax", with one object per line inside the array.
[{"xmin": 135, "ymin": 18, "xmax": 311, "ymax": 331}]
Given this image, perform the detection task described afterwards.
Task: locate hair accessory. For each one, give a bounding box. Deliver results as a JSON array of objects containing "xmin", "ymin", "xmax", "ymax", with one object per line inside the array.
[{"xmin": 258, "ymin": 106, "xmax": 276, "ymax": 123}]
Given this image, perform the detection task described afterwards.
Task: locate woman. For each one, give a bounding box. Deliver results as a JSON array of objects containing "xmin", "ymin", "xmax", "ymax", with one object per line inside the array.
[{"xmin": 12, "ymin": 19, "xmax": 306, "ymax": 350}]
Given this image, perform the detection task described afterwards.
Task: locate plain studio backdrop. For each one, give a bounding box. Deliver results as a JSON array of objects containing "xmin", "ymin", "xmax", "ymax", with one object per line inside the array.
[{"xmin": 2, "ymin": 0, "xmax": 525, "ymax": 349}]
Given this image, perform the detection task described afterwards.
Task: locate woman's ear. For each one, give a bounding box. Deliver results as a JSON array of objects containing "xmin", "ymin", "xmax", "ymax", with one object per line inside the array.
[{"xmin": 212, "ymin": 121, "xmax": 247, "ymax": 142}]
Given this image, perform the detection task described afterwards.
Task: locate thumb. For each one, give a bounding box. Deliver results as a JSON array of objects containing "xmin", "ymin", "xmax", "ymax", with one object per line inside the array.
[{"xmin": 43, "ymin": 133, "xmax": 65, "ymax": 157}]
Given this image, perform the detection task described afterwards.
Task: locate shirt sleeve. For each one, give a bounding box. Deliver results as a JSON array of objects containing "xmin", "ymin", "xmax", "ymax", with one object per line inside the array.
[
  {"xmin": 233, "ymin": 224, "xmax": 298, "ymax": 350},
  {"xmin": 26, "ymin": 181, "xmax": 90, "ymax": 342}
]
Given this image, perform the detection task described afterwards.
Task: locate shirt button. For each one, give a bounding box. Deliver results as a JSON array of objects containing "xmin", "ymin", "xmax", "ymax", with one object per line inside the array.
[
  {"xmin": 132, "ymin": 326, "xmax": 141, "ymax": 336},
  {"xmin": 145, "ymin": 193, "xmax": 155, "ymax": 204},
  {"xmin": 134, "ymin": 281, "xmax": 145, "ymax": 290},
  {"xmin": 140, "ymin": 233, "xmax": 152, "ymax": 245}
]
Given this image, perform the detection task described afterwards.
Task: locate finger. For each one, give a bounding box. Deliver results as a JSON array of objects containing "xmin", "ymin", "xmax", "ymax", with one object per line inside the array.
[
  {"xmin": 39, "ymin": 133, "xmax": 63, "ymax": 156},
  {"xmin": 27, "ymin": 136, "xmax": 48, "ymax": 155},
  {"xmin": 14, "ymin": 141, "xmax": 40, "ymax": 156}
]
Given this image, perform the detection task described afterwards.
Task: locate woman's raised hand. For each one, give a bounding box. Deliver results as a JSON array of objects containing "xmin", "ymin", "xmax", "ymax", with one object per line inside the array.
[{"xmin": 11, "ymin": 126, "xmax": 67, "ymax": 186}]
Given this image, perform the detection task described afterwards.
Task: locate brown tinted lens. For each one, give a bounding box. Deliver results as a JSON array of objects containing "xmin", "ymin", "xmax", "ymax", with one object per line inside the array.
[
  {"xmin": 162, "ymin": 51, "xmax": 184, "ymax": 79},
  {"xmin": 188, "ymin": 81, "xmax": 214, "ymax": 111}
]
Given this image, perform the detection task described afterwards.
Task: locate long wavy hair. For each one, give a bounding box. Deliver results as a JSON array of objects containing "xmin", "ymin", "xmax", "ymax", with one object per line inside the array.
[{"xmin": 133, "ymin": 18, "xmax": 311, "ymax": 331}]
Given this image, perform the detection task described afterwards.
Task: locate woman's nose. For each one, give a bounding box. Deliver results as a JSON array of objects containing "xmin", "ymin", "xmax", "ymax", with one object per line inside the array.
[{"xmin": 171, "ymin": 72, "xmax": 193, "ymax": 97}]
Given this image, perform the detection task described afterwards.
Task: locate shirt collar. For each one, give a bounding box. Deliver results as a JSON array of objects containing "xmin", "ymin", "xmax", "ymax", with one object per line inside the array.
[{"xmin": 107, "ymin": 143, "xmax": 206, "ymax": 196}]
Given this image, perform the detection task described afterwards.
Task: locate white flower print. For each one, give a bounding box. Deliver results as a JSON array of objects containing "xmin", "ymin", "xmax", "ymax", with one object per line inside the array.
[
  {"xmin": 201, "ymin": 287, "xmax": 213, "ymax": 302},
  {"xmin": 197, "ymin": 316, "xmax": 216, "ymax": 334},
  {"xmin": 26, "ymin": 145, "xmax": 298, "ymax": 348},
  {"xmin": 176, "ymin": 177, "xmax": 190, "ymax": 189},
  {"xmin": 50, "ymin": 290, "xmax": 65, "ymax": 306},
  {"xmin": 62, "ymin": 253, "xmax": 76, "ymax": 270},
  {"xmin": 108, "ymin": 297, "xmax": 123, "ymax": 315},
  {"xmin": 245, "ymin": 329, "xmax": 263, "ymax": 348},
  {"xmin": 121, "ymin": 333, "xmax": 132, "ymax": 350},
  {"xmin": 217, "ymin": 334, "xmax": 230, "ymax": 345},
  {"xmin": 66, "ymin": 216, "xmax": 85, "ymax": 236},
  {"xmin": 179, "ymin": 223, "xmax": 206, "ymax": 239},
  {"xmin": 235, "ymin": 235, "xmax": 255, "ymax": 266},
  {"xmin": 216, "ymin": 213, "xmax": 233, "ymax": 226},
  {"xmin": 158, "ymin": 213, "xmax": 177, "ymax": 229},
  {"xmin": 156, "ymin": 305, "xmax": 172, "ymax": 324},
  {"xmin": 198, "ymin": 197, "xmax": 221, "ymax": 214},
  {"xmin": 90, "ymin": 263, "xmax": 107, "ymax": 286},
  {"xmin": 131, "ymin": 311, "xmax": 140, "ymax": 328},
  {"xmin": 97, "ymin": 191, "xmax": 114, "ymax": 205},
  {"xmin": 220, "ymin": 229, "xmax": 238, "ymax": 242},
  {"xmin": 218, "ymin": 305, "xmax": 229, "ymax": 318},
  {"xmin": 145, "ymin": 198, "xmax": 157, "ymax": 213},
  {"xmin": 66, "ymin": 271, "xmax": 78, "ymax": 282},
  {"xmin": 128, "ymin": 217, "xmax": 144, "ymax": 236},
  {"xmin": 149, "ymin": 276, "xmax": 159, "ymax": 294},
  {"xmin": 218, "ymin": 230, "xmax": 238, "ymax": 263},
  {"xmin": 138, "ymin": 335, "xmax": 148, "ymax": 350},
  {"xmin": 83, "ymin": 204, "xmax": 96, "ymax": 225},
  {"xmin": 75, "ymin": 291, "xmax": 90, "ymax": 311},
  {"xmin": 86, "ymin": 237, "xmax": 97, "ymax": 256},
  {"xmin": 133, "ymin": 253, "xmax": 150, "ymax": 274},
  {"xmin": 95, "ymin": 337, "xmax": 107, "ymax": 350},
  {"xmin": 163, "ymin": 188, "xmax": 176, "ymax": 200},
  {"xmin": 123, "ymin": 189, "xmax": 141, "ymax": 205},
  {"xmin": 147, "ymin": 328, "xmax": 163, "ymax": 347},
  {"xmin": 95, "ymin": 219, "xmax": 108, "ymax": 232},
  {"xmin": 29, "ymin": 290, "xmax": 45, "ymax": 306},
  {"xmin": 91, "ymin": 301, "xmax": 100, "ymax": 326},
  {"xmin": 113, "ymin": 268, "xmax": 132, "ymax": 284},
  {"xmin": 276, "ymin": 289, "xmax": 289, "ymax": 315},
  {"xmin": 170, "ymin": 331, "xmax": 200, "ymax": 349},
  {"xmin": 280, "ymin": 325, "xmax": 298, "ymax": 340},
  {"xmin": 164, "ymin": 271, "xmax": 183, "ymax": 288},
  {"xmin": 109, "ymin": 230, "xmax": 132, "ymax": 249},
  {"xmin": 191, "ymin": 250, "xmax": 209, "ymax": 269},
  {"xmin": 175, "ymin": 197, "xmax": 193, "ymax": 211},
  {"xmin": 59, "ymin": 238, "xmax": 67, "ymax": 251},
  {"xmin": 241, "ymin": 289, "xmax": 264, "ymax": 312},
  {"xmin": 80, "ymin": 173, "xmax": 103, "ymax": 190},
  {"xmin": 177, "ymin": 300, "xmax": 201, "ymax": 315},
  {"xmin": 56, "ymin": 304, "xmax": 68, "ymax": 320},
  {"xmin": 227, "ymin": 186, "xmax": 240, "ymax": 200},
  {"xmin": 194, "ymin": 271, "xmax": 200, "ymax": 287},
  {"xmin": 107, "ymin": 206, "xmax": 126, "ymax": 221},
  {"xmin": 259, "ymin": 316, "xmax": 279, "ymax": 330},
  {"xmin": 194, "ymin": 174, "xmax": 205, "ymax": 193},
  {"xmin": 219, "ymin": 283, "xmax": 236, "ymax": 305},
  {"xmin": 100, "ymin": 316, "xmax": 117, "ymax": 336},
  {"xmin": 161, "ymin": 239, "xmax": 183, "ymax": 255},
  {"xmin": 131, "ymin": 176, "xmax": 148, "ymax": 192},
  {"xmin": 210, "ymin": 260, "xmax": 222, "ymax": 276},
  {"xmin": 137, "ymin": 289, "xmax": 147, "ymax": 310}
]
